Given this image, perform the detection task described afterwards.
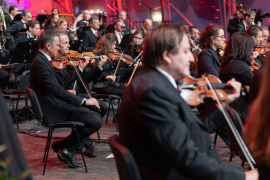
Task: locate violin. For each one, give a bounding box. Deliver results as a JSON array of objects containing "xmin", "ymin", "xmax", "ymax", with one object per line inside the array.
[
  {"xmin": 69, "ymin": 51, "xmax": 99, "ymax": 64},
  {"xmin": 135, "ymin": 45, "xmax": 143, "ymax": 53},
  {"xmin": 249, "ymin": 59, "xmax": 260, "ymax": 73},
  {"xmin": 219, "ymin": 43, "xmax": 227, "ymax": 57},
  {"xmin": 107, "ymin": 49, "xmax": 136, "ymax": 65},
  {"xmin": 180, "ymin": 74, "xmax": 256, "ymax": 169}
]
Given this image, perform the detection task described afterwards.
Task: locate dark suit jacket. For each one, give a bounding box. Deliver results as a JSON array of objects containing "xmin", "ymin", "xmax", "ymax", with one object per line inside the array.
[
  {"xmin": 233, "ymin": 21, "xmax": 247, "ymax": 34},
  {"xmin": 4, "ymin": 20, "xmax": 26, "ymax": 38},
  {"xmin": 106, "ymin": 21, "xmax": 129, "ymax": 33},
  {"xmin": 29, "ymin": 52, "xmax": 84, "ymax": 124},
  {"xmin": 197, "ymin": 46, "xmax": 221, "ymax": 77},
  {"xmin": 76, "ymin": 20, "xmax": 89, "ymax": 39},
  {"xmin": 227, "ymin": 18, "xmax": 242, "ymax": 36},
  {"xmin": 81, "ymin": 29, "xmax": 101, "ymax": 52},
  {"xmin": 45, "ymin": 24, "xmax": 54, "ymax": 30},
  {"xmin": 118, "ymin": 68, "xmax": 245, "ymax": 180},
  {"xmin": 5, "ymin": 14, "xmax": 12, "ymax": 28}
]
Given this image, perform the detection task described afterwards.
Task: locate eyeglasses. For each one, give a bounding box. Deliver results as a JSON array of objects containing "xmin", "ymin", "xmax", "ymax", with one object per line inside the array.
[
  {"xmin": 134, "ymin": 37, "xmax": 143, "ymax": 40},
  {"xmin": 262, "ymin": 35, "xmax": 269, "ymax": 38},
  {"xmin": 216, "ymin": 36, "xmax": 225, "ymax": 39}
]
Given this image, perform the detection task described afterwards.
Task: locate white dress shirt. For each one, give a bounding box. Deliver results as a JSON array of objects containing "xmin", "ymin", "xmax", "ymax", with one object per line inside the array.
[
  {"xmin": 90, "ymin": 28, "xmax": 98, "ymax": 37},
  {"xmin": 156, "ymin": 67, "xmax": 177, "ymax": 89},
  {"xmin": 9, "ymin": 14, "xmax": 13, "ymax": 21}
]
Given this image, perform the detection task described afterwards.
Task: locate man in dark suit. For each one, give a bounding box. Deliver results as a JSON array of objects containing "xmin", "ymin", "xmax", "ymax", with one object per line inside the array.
[
  {"xmin": 114, "ymin": 20, "xmax": 127, "ymax": 47},
  {"xmin": 81, "ymin": 16, "xmax": 101, "ymax": 52},
  {"xmin": 29, "ymin": 30, "xmax": 104, "ymax": 168},
  {"xmin": 118, "ymin": 24, "xmax": 258, "ymax": 179},
  {"xmin": 189, "ymin": 26, "xmax": 201, "ymax": 52},
  {"xmin": 76, "ymin": 10, "xmax": 90, "ymax": 39},
  {"xmin": 233, "ymin": 10, "xmax": 256, "ymax": 34},
  {"xmin": 227, "ymin": 10, "xmax": 243, "ymax": 36},
  {"xmin": 4, "ymin": 10, "xmax": 32, "ymax": 38},
  {"xmin": 5, "ymin": 5, "xmax": 18, "ymax": 28},
  {"xmin": 106, "ymin": 10, "xmax": 129, "ymax": 33}
]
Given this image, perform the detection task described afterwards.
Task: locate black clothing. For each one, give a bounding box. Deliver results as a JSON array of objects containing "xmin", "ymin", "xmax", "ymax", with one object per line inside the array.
[
  {"xmin": 227, "ymin": 18, "xmax": 242, "ymax": 36},
  {"xmin": 249, "ymin": 64, "xmax": 265, "ymax": 105},
  {"xmin": 29, "ymin": 52, "xmax": 102, "ymax": 152},
  {"xmin": 5, "ymin": 14, "xmax": 12, "ymax": 28},
  {"xmin": 76, "ymin": 20, "xmax": 89, "ymax": 39},
  {"xmin": 118, "ymin": 68, "xmax": 245, "ymax": 180},
  {"xmin": 198, "ymin": 46, "xmax": 221, "ymax": 77},
  {"xmin": 233, "ymin": 21, "xmax": 247, "ymax": 34},
  {"xmin": 106, "ymin": 21, "xmax": 129, "ymax": 33},
  {"xmin": 45, "ymin": 24, "xmax": 54, "ymax": 30},
  {"xmin": 258, "ymin": 164, "xmax": 270, "ymax": 180},
  {"xmin": 81, "ymin": 29, "xmax": 101, "ymax": 52},
  {"xmin": 219, "ymin": 60, "xmax": 254, "ymax": 121},
  {"xmin": 4, "ymin": 20, "xmax": 26, "ymax": 38},
  {"xmin": 0, "ymin": 69, "xmax": 10, "ymax": 91}
]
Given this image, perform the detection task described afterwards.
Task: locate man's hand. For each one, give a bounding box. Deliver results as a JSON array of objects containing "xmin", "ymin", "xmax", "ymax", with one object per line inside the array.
[
  {"xmin": 193, "ymin": 46, "xmax": 201, "ymax": 53},
  {"xmin": 67, "ymin": 90, "xmax": 76, "ymax": 95},
  {"xmin": 85, "ymin": 98, "xmax": 100, "ymax": 110},
  {"xmin": 245, "ymin": 169, "xmax": 258, "ymax": 180},
  {"xmin": 106, "ymin": 75, "xmax": 116, "ymax": 82},
  {"xmin": 98, "ymin": 55, "xmax": 108, "ymax": 69},
  {"xmin": 223, "ymin": 78, "xmax": 241, "ymax": 106},
  {"xmin": 80, "ymin": 56, "xmax": 90, "ymax": 70},
  {"xmin": 251, "ymin": 51, "xmax": 259, "ymax": 59}
]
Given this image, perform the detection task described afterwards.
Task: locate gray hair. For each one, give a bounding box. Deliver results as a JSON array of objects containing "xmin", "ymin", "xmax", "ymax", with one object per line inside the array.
[
  {"xmin": 89, "ymin": 16, "xmax": 98, "ymax": 25},
  {"xmin": 22, "ymin": 10, "xmax": 32, "ymax": 16},
  {"xmin": 55, "ymin": 30, "xmax": 68, "ymax": 41},
  {"xmin": 38, "ymin": 30, "xmax": 58, "ymax": 49}
]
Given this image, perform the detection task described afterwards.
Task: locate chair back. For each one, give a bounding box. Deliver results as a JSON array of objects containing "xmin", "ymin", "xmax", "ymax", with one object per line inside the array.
[
  {"xmin": 108, "ymin": 134, "xmax": 141, "ymax": 180},
  {"xmin": 18, "ymin": 70, "xmax": 30, "ymax": 93},
  {"xmin": 25, "ymin": 86, "xmax": 43, "ymax": 122},
  {"xmin": 226, "ymin": 106, "xmax": 246, "ymax": 161}
]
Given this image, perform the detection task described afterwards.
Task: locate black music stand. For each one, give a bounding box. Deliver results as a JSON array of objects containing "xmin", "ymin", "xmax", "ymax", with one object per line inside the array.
[
  {"xmin": 36, "ymin": 14, "xmax": 48, "ymax": 26},
  {"xmin": 69, "ymin": 40, "xmax": 83, "ymax": 51}
]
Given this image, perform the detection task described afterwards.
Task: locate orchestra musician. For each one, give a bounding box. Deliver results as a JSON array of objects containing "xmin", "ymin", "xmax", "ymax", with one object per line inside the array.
[
  {"xmin": 142, "ymin": 19, "xmax": 152, "ymax": 34},
  {"xmin": 51, "ymin": 8, "xmax": 59, "ymax": 15},
  {"xmin": 243, "ymin": 53, "xmax": 270, "ymax": 180},
  {"xmin": 54, "ymin": 30, "xmax": 108, "ymax": 157},
  {"xmin": 247, "ymin": 25, "xmax": 264, "ymax": 65},
  {"xmin": 55, "ymin": 18, "xmax": 78, "ymax": 41},
  {"xmin": 106, "ymin": 10, "xmax": 129, "ymax": 33},
  {"xmin": 45, "ymin": 14, "xmax": 59, "ymax": 30},
  {"xmin": 227, "ymin": 9, "xmax": 244, "ymax": 37},
  {"xmin": 114, "ymin": 20, "xmax": 126, "ymax": 47},
  {"xmin": 92, "ymin": 33, "xmax": 125, "ymax": 96},
  {"xmin": 233, "ymin": 10, "xmax": 256, "ymax": 34},
  {"xmin": 5, "ymin": 5, "xmax": 18, "ymax": 28},
  {"xmin": 76, "ymin": 10, "xmax": 91, "ymax": 38},
  {"xmin": 259, "ymin": 25, "xmax": 269, "ymax": 47},
  {"xmin": 219, "ymin": 32, "xmax": 254, "ymax": 121},
  {"xmin": 189, "ymin": 26, "xmax": 201, "ymax": 53},
  {"xmin": 29, "ymin": 30, "xmax": 103, "ymax": 167},
  {"xmin": 81, "ymin": 16, "xmax": 101, "ymax": 52},
  {"xmin": 4, "ymin": 10, "xmax": 32, "ymax": 38},
  {"xmin": 197, "ymin": 25, "xmax": 225, "ymax": 77},
  {"xmin": 118, "ymin": 24, "xmax": 258, "ymax": 180}
]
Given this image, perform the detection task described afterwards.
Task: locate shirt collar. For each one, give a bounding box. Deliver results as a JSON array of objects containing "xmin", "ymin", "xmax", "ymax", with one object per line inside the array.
[
  {"xmin": 21, "ymin": 19, "xmax": 26, "ymax": 24},
  {"xmin": 27, "ymin": 31, "xmax": 34, "ymax": 38},
  {"xmin": 243, "ymin": 21, "xmax": 247, "ymax": 28},
  {"xmin": 9, "ymin": 14, "xmax": 13, "ymax": 20},
  {"xmin": 90, "ymin": 28, "xmax": 97, "ymax": 34},
  {"xmin": 39, "ymin": 51, "xmax": 52, "ymax": 61},
  {"xmin": 156, "ymin": 67, "xmax": 177, "ymax": 89}
]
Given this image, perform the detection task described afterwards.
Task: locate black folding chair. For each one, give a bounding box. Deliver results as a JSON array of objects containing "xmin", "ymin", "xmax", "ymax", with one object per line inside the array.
[
  {"xmin": 108, "ymin": 134, "xmax": 141, "ymax": 180},
  {"xmin": 25, "ymin": 86, "xmax": 87, "ymax": 175},
  {"xmin": 3, "ymin": 70, "xmax": 33, "ymax": 129}
]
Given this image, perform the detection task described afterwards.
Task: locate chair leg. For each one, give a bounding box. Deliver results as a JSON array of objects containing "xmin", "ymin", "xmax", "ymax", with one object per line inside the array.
[
  {"xmin": 214, "ymin": 131, "xmax": 218, "ymax": 146},
  {"xmin": 15, "ymin": 93, "xmax": 21, "ymax": 111},
  {"xmin": 110, "ymin": 98, "xmax": 119, "ymax": 132},
  {"xmin": 43, "ymin": 129, "xmax": 53, "ymax": 175},
  {"xmin": 97, "ymin": 130, "xmax": 101, "ymax": 144},
  {"xmin": 74, "ymin": 126, "xmax": 88, "ymax": 173},
  {"xmin": 10, "ymin": 98, "xmax": 19, "ymax": 130},
  {"xmin": 229, "ymin": 151, "xmax": 233, "ymax": 162},
  {"xmin": 106, "ymin": 98, "xmax": 111, "ymax": 124},
  {"xmin": 241, "ymin": 161, "xmax": 245, "ymax": 167},
  {"xmin": 43, "ymin": 129, "xmax": 51, "ymax": 162}
]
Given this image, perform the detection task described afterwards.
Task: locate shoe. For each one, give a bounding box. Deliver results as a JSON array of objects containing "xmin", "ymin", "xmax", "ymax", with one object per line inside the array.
[
  {"xmin": 83, "ymin": 144, "xmax": 97, "ymax": 157},
  {"xmin": 51, "ymin": 141, "xmax": 63, "ymax": 153},
  {"xmin": 57, "ymin": 148, "xmax": 84, "ymax": 168}
]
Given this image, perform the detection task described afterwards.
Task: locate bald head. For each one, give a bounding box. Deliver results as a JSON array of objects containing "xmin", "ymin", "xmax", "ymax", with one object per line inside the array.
[
  {"xmin": 83, "ymin": 10, "xmax": 91, "ymax": 21},
  {"xmin": 119, "ymin": 10, "xmax": 127, "ymax": 21},
  {"xmin": 143, "ymin": 19, "xmax": 152, "ymax": 31}
]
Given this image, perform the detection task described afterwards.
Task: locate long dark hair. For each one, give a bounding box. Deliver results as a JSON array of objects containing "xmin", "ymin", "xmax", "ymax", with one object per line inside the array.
[
  {"xmin": 93, "ymin": 33, "xmax": 117, "ymax": 55},
  {"xmin": 222, "ymin": 32, "xmax": 254, "ymax": 65},
  {"xmin": 199, "ymin": 25, "xmax": 223, "ymax": 49}
]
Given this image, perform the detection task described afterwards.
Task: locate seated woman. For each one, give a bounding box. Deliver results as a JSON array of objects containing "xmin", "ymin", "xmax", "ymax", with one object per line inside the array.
[
  {"xmin": 118, "ymin": 30, "xmax": 145, "ymax": 83},
  {"xmin": 92, "ymin": 33, "xmax": 125, "ymax": 96},
  {"xmin": 243, "ymin": 52, "xmax": 270, "ymax": 180},
  {"xmin": 55, "ymin": 19, "xmax": 78, "ymax": 40},
  {"xmin": 197, "ymin": 25, "xmax": 225, "ymax": 77},
  {"xmin": 219, "ymin": 32, "xmax": 254, "ymax": 121}
]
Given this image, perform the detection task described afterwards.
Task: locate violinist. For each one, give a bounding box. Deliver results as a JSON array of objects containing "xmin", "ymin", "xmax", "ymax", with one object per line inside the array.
[
  {"xmin": 259, "ymin": 25, "xmax": 269, "ymax": 47},
  {"xmin": 247, "ymin": 25, "xmax": 264, "ymax": 65},
  {"xmin": 118, "ymin": 24, "xmax": 258, "ymax": 180},
  {"xmin": 55, "ymin": 18, "xmax": 78, "ymax": 40},
  {"xmin": 45, "ymin": 14, "xmax": 59, "ymax": 30},
  {"xmin": 5, "ymin": 5, "xmax": 18, "ymax": 28},
  {"xmin": 189, "ymin": 26, "xmax": 201, "ymax": 53},
  {"xmin": 243, "ymin": 53, "xmax": 270, "ymax": 180},
  {"xmin": 55, "ymin": 30, "xmax": 108, "ymax": 157},
  {"xmin": 233, "ymin": 10, "xmax": 255, "ymax": 34},
  {"xmin": 29, "ymin": 30, "xmax": 103, "ymax": 168},
  {"xmin": 197, "ymin": 25, "xmax": 225, "ymax": 77},
  {"xmin": 92, "ymin": 33, "xmax": 125, "ymax": 96},
  {"xmin": 219, "ymin": 32, "xmax": 254, "ymax": 121},
  {"xmin": 227, "ymin": 9, "xmax": 243, "ymax": 37}
]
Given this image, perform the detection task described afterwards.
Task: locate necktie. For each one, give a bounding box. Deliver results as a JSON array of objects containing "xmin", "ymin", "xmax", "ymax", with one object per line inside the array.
[
  {"xmin": 193, "ymin": 40, "xmax": 196, "ymax": 46},
  {"xmin": 95, "ymin": 32, "xmax": 98, "ymax": 38},
  {"xmin": 119, "ymin": 33, "xmax": 122, "ymax": 40},
  {"xmin": 176, "ymin": 86, "xmax": 179, "ymax": 91},
  {"xmin": 50, "ymin": 59, "xmax": 54, "ymax": 68},
  {"xmin": 246, "ymin": 26, "xmax": 248, "ymax": 31}
]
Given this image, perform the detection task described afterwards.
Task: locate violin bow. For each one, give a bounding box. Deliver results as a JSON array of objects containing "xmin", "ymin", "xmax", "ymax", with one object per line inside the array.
[
  {"xmin": 114, "ymin": 52, "xmax": 124, "ymax": 76},
  {"xmin": 129, "ymin": 51, "xmax": 143, "ymax": 67},
  {"xmin": 127, "ymin": 58, "xmax": 141, "ymax": 86},
  {"xmin": 72, "ymin": 52, "xmax": 84, "ymax": 90},
  {"xmin": 205, "ymin": 75, "xmax": 256, "ymax": 169}
]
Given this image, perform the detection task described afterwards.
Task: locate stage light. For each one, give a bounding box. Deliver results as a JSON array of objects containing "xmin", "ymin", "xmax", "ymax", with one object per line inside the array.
[
  {"xmin": 152, "ymin": 12, "xmax": 162, "ymax": 22},
  {"xmin": 96, "ymin": 10, "xmax": 100, "ymax": 13},
  {"xmin": 90, "ymin": 10, "xmax": 94, "ymax": 14}
]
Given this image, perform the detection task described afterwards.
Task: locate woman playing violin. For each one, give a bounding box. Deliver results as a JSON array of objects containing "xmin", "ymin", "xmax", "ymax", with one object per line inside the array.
[
  {"xmin": 92, "ymin": 33, "xmax": 126, "ymax": 96},
  {"xmin": 219, "ymin": 32, "xmax": 254, "ymax": 121},
  {"xmin": 55, "ymin": 19, "xmax": 78, "ymax": 41}
]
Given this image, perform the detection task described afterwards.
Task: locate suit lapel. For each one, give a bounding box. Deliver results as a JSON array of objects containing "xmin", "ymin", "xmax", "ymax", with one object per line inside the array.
[
  {"xmin": 89, "ymin": 30, "xmax": 97, "ymax": 42},
  {"xmin": 207, "ymin": 47, "xmax": 221, "ymax": 66}
]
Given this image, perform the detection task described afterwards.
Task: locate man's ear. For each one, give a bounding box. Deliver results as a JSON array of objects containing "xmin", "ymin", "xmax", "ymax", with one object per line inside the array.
[
  {"xmin": 162, "ymin": 50, "xmax": 171, "ymax": 64},
  {"xmin": 251, "ymin": 36, "xmax": 255, "ymax": 41}
]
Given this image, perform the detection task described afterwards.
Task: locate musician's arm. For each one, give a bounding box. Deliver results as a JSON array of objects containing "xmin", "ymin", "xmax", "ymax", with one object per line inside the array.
[{"xmin": 4, "ymin": 22, "xmax": 19, "ymax": 37}]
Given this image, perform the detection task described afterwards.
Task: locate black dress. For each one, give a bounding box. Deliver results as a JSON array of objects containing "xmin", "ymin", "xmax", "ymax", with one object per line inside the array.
[{"xmin": 219, "ymin": 60, "xmax": 254, "ymax": 121}]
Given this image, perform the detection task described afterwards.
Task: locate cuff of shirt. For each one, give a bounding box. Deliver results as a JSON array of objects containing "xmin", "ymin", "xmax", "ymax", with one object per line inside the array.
[{"xmin": 81, "ymin": 98, "xmax": 87, "ymax": 105}]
